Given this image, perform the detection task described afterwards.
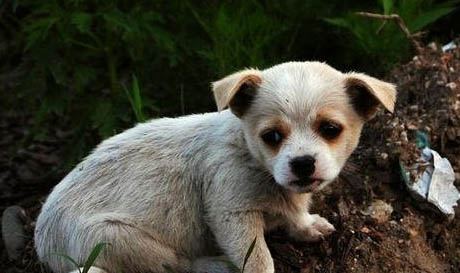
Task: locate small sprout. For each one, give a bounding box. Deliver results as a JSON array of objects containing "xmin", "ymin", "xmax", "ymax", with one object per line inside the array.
[
  {"xmin": 82, "ymin": 243, "xmax": 109, "ymax": 273},
  {"xmin": 241, "ymin": 237, "xmax": 257, "ymax": 273}
]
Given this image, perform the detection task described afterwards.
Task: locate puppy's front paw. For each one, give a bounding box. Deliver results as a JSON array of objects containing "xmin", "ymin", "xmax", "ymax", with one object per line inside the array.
[{"xmin": 295, "ymin": 214, "xmax": 335, "ymax": 242}]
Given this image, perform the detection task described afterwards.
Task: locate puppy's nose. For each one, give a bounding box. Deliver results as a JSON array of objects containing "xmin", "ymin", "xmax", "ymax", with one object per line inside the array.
[{"xmin": 290, "ymin": 155, "xmax": 316, "ymax": 179}]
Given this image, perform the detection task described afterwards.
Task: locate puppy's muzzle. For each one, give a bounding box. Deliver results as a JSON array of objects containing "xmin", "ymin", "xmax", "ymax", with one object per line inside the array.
[{"xmin": 290, "ymin": 155, "xmax": 316, "ymax": 186}]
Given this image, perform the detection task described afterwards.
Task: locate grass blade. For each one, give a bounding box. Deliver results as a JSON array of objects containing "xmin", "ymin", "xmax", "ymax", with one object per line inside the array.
[
  {"xmin": 131, "ymin": 75, "xmax": 145, "ymax": 122},
  {"xmin": 82, "ymin": 243, "xmax": 108, "ymax": 273},
  {"xmin": 53, "ymin": 254, "xmax": 81, "ymax": 273},
  {"xmin": 124, "ymin": 74, "xmax": 145, "ymax": 122},
  {"xmin": 408, "ymin": 7, "xmax": 457, "ymax": 32},
  {"xmin": 241, "ymin": 237, "xmax": 256, "ymax": 273},
  {"xmin": 382, "ymin": 0, "xmax": 394, "ymax": 15}
]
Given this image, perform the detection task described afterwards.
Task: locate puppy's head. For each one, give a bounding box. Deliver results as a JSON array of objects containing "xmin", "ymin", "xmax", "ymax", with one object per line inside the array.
[{"xmin": 212, "ymin": 62, "xmax": 396, "ymax": 193}]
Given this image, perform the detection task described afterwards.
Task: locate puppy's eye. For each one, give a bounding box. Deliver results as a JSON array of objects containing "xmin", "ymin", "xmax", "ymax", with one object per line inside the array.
[
  {"xmin": 261, "ymin": 130, "xmax": 283, "ymax": 146},
  {"xmin": 319, "ymin": 121, "xmax": 342, "ymax": 140}
]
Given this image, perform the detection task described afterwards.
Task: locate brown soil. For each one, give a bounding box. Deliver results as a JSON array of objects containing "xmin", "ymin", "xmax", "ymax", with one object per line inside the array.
[
  {"xmin": 269, "ymin": 42, "xmax": 460, "ymax": 273},
  {"xmin": 1, "ymin": 42, "xmax": 460, "ymax": 273}
]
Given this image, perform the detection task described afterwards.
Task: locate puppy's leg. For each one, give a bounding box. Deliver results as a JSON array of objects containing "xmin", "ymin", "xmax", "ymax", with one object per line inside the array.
[
  {"xmin": 73, "ymin": 213, "xmax": 192, "ymax": 273},
  {"xmin": 209, "ymin": 211, "xmax": 274, "ymax": 273},
  {"xmin": 288, "ymin": 212, "xmax": 335, "ymax": 242}
]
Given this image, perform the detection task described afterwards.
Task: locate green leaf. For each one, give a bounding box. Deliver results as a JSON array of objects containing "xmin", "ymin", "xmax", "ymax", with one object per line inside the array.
[
  {"xmin": 241, "ymin": 237, "xmax": 256, "ymax": 273},
  {"xmin": 408, "ymin": 7, "xmax": 457, "ymax": 32},
  {"xmin": 124, "ymin": 74, "xmax": 146, "ymax": 122},
  {"xmin": 381, "ymin": 0, "xmax": 394, "ymax": 15},
  {"xmin": 132, "ymin": 75, "xmax": 142, "ymax": 115},
  {"xmin": 323, "ymin": 17, "xmax": 352, "ymax": 29},
  {"xmin": 90, "ymin": 100, "xmax": 117, "ymax": 138},
  {"xmin": 71, "ymin": 12, "xmax": 92, "ymax": 33},
  {"xmin": 24, "ymin": 17, "xmax": 59, "ymax": 51},
  {"xmin": 82, "ymin": 243, "xmax": 108, "ymax": 273},
  {"xmin": 53, "ymin": 253, "xmax": 81, "ymax": 273},
  {"xmin": 101, "ymin": 9, "xmax": 132, "ymax": 32},
  {"xmin": 438, "ymin": 0, "xmax": 460, "ymax": 8}
]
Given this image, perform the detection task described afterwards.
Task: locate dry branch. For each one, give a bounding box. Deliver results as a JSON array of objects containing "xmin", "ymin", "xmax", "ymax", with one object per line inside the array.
[{"xmin": 356, "ymin": 12, "xmax": 425, "ymax": 56}]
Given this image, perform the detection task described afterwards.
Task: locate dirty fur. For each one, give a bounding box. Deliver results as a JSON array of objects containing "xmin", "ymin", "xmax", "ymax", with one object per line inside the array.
[{"xmin": 34, "ymin": 61, "xmax": 396, "ymax": 273}]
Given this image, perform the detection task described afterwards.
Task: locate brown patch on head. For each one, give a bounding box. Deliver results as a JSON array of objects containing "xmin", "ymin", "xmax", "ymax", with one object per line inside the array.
[
  {"xmin": 258, "ymin": 117, "xmax": 292, "ymax": 155},
  {"xmin": 314, "ymin": 106, "xmax": 364, "ymax": 155},
  {"xmin": 314, "ymin": 110, "xmax": 345, "ymax": 145}
]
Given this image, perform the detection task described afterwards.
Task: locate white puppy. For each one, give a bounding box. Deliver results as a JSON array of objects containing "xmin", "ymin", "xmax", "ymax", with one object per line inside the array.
[{"xmin": 35, "ymin": 61, "xmax": 396, "ymax": 273}]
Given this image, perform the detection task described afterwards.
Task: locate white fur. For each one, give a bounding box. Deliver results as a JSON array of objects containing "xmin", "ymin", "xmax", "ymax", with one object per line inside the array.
[{"xmin": 34, "ymin": 61, "xmax": 396, "ymax": 273}]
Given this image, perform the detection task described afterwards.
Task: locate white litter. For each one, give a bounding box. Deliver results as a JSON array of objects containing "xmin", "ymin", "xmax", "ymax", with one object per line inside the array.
[
  {"xmin": 442, "ymin": 41, "xmax": 457, "ymax": 52},
  {"xmin": 404, "ymin": 148, "xmax": 460, "ymax": 221}
]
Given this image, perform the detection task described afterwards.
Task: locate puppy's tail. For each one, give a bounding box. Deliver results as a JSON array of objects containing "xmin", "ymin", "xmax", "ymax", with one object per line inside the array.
[{"xmin": 68, "ymin": 267, "xmax": 107, "ymax": 273}]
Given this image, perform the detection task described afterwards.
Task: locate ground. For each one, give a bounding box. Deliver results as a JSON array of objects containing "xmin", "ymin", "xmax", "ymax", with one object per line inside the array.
[{"xmin": 1, "ymin": 42, "xmax": 459, "ymax": 273}]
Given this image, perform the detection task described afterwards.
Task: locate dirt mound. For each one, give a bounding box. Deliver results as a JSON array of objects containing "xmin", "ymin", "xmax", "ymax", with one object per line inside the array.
[{"xmin": 269, "ymin": 42, "xmax": 460, "ymax": 273}]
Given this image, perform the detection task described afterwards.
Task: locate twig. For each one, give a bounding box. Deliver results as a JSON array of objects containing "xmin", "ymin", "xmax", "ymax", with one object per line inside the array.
[{"xmin": 356, "ymin": 12, "xmax": 424, "ymax": 57}]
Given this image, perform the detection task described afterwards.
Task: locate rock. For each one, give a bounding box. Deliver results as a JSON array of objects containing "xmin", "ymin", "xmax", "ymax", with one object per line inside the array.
[
  {"xmin": 360, "ymin": 226, "xmax": 371, "ymax": 234},
  {"xmin": 364, "ymin": 200, "xmax": 393, "ymax": 224},
  {"xmin": 428, "ymin": 42, "xmax": 438, "ymax": 51},
  {"xmin": 408, "ymin": 228, "xmax": 419, "ymax": 238},
  {"xmin": 16, "ymin": 163, "xmax": 38, "ymax": 183},
  {"xmin": 376, "ymin": 152, "xmax": 389, "ymax": 169},
  {"xmin": 446, "ymin": 82, "xmax": 457, "ymax": 90},
  {"xmin": 400, "ymin": 131, "xmax": 409, "ymax": 143},
  {"xmin": 2, "ymin": 206, "xmax": 26, "ymax": 261},
  {"xmin": 337, "ymin": 197, "xmax": 349, "ymax": 219}
]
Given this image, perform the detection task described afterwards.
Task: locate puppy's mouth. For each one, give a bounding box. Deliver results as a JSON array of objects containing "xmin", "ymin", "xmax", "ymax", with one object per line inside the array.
[{"xmin": 291, "ymin": 178, "xmax": 323, "ymax": 191}]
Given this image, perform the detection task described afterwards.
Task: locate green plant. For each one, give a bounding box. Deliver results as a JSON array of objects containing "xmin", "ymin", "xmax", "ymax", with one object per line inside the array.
[
  {"xmin": 56, "ymin": 242, "xmax": 108, "ymax": 273},
  {"xmin": 48, "ymin": 238, "xmax": 256, "ymax": 273},
  {"xmin": 241, "ymin": 237, "xmax": 257, "ymax": 273},
  {"xmin": 6, "ymin": 0, "xmax": 173, "ymax": 167},
  {"xmin": 188, "ymin": 0, "xmax": 291, "ymax": 75},
  {"xmin": 124, "ymin": 74, "xmax": 147, "ymax": 123},
  {"xmin": 324, "ymin": 0, "xmax": 459, "ymax": 71},
  {"xmin": 1, "ymin": 0, "xmax": 457, "ymax": 172}
]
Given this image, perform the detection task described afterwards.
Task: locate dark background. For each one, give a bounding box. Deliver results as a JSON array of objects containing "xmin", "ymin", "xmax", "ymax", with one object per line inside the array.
[{"xmin": 1, "ymin": 0, "xmax": 458, "ymax": 169}]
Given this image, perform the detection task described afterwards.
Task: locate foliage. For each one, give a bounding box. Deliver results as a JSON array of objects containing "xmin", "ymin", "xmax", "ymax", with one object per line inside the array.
[
  {"xmin": 324, "ymin": 0, "xmax": 459, "ymax": 71},
  {"xmin": 1, "ymin": 0, "xmax": 177, "ymax": 167},
  {"xmin": 124, "ymin": 74, "xmax": 147, "ymax": 123},
  {"xmin": 189, "ymin": 0, "xmax": 289, "ymax": 74},
  {"xmin": 55, "ymin": 242, "xmax": 108, "ymax": 273},
  {"xmin": 18, "ymin": 0, "xmax": 174, "ymax": 137},
  {"xmin": 0, "ymin": 0, "xmax": 457, "ymax": 168}
]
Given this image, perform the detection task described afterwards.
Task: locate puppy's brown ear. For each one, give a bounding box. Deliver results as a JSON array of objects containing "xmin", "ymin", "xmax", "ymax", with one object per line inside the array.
[
  {"xmin": 212, "ymin": 69, "xmax": 262, "ymax": 117},
  {"xmin": 345, "ymin": 73, "xmax": 397, "ymax": 120}
]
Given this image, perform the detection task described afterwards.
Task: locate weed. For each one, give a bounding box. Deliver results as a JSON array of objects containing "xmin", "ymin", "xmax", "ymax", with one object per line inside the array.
[
  {"xmin": 241, "ymin": 237, "xmax": 257, "ymax": 273},
  {"xmin": 55, "ymin": 242, "xmax": 109, "ymax": 273},
  {"xmin": 124, "ymin": 74, "xmax": 146, "ymax": 123},
  {"xmin": 0, "ymin": 0, "xmax": 457, "ymax": 168},
  {"xmin": 324, "ymin": 0, "xmax": 459, "ymax": 72}
]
